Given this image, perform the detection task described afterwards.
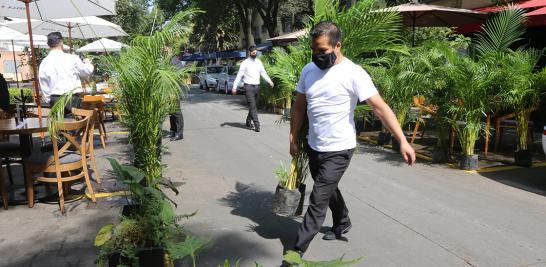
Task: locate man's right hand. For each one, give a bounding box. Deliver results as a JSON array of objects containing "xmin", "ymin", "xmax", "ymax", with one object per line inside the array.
[
  {"xmin": 231, "ymin": 88, "xmax": 237, "ymax": 95},
  {"xmin": 290, "ymin": 141, "xmax": 300, "ymax": 157}
]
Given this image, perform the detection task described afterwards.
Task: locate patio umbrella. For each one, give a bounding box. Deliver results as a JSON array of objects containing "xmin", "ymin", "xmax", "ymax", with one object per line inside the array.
[
  {"xmin": 4, "ymin": 16, "xmax": 127, "ymax": 51},
  {"xmin": 0, "ymin": 0, "xmax": 117, "ymax": 120},
  {"xmin": 380, "ymin": 0, "xmax": 488, "ymax": 45},
  {"xmin": 0, "ymin": 26, "xmax": 25, "ymax": 88},
  {"xmin": 76, "ymin": 38, "xmax": 127, "ymax": 53}
]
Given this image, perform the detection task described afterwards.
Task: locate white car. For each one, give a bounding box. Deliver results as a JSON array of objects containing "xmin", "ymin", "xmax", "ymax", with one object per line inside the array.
[
  {"xmin": 198, "ymin": 65, "xmax": 226, "ymax": 90},
  {"xmin": 216, "ymin": 66, "xmax": 244, "ymax": 94}
]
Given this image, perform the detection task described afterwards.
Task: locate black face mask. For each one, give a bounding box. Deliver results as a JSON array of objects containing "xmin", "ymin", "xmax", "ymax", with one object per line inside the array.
[
  {"xmin": 312, "ymin": 52, "xmax": 337, "ymax": 70},
  {"xmin": 250, "ymin": 54, "xmax": 257, "ymax": 59}
]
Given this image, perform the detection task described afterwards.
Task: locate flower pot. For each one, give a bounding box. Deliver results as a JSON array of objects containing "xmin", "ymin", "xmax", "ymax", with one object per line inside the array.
[
  {"xmin": 514, "ymin": 150, "xmax": 532, "ymax": 167},
  {"xmin": 459, "ymin": 154, "xmax": 478, "ymax": 170},
  {"xmin": 294, "ymin": 184, "xmax": 306, "ymax": 216},
  {"xmin": 109, "ymin": 247, "xmax": 168, "ymax": 267},
  {"xmin": 391, "ymin": 139, "xmax": 400, "ymax": 152},
  {"xmin": 432, "ymin": 146, "xmax": 449, "ymax": 164},
  {"xmin": 272, "ymin": 184, "xmax": 304, "ymax": 217},
  {"xmin": 121, "ymin": 204, "xmax": 141, "ymax": 217},
  {"xmin": 377, "ymin": 132, "xmax": 391, "ymax": 146}
]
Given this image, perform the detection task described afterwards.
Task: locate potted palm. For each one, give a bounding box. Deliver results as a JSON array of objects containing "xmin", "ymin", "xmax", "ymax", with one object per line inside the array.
[{"xmin": 497, "ymin": 51, "xmax": 546, "ymax": 166}]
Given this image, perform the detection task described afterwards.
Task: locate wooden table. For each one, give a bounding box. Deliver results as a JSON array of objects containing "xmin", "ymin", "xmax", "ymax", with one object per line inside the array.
[{"xmin": 0, "ymin": 118, "xmax": 48, "ymax": 157}]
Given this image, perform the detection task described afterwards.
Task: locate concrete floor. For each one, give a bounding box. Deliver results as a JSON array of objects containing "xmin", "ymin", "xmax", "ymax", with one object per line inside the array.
[{"xmin": 1, "ymin": 86, "xmax": 545, "ymax": 267}]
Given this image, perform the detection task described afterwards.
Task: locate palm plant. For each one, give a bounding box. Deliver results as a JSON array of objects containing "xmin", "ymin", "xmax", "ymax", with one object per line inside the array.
[
  {"xmin": 497, "ymin": 50, "xmax": 546, "ymax": 152},
  {"xmin": 445, "ymin": 57, "xmax": 500, "ymax": 157},
  {"xmin": 101, "ymin": 10, "xmax": 198, "ymax": 185}
]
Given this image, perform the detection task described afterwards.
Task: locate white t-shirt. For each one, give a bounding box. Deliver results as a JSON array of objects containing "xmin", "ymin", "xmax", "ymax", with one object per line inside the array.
[{"xmin": 296, "ymin": 58, "xmax": 378, "ymax": 152}]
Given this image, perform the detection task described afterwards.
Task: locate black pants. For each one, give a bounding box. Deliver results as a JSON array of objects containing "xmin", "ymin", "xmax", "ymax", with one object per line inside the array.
[
  {"xmin": 294, "ymin": 148, "xmax": 354, "ymax": 252},
  {"xmin": 245, "ymin": 84, "xmax": 260, "ymax": 128},
  {"xmin": 169, "ymin": 101, "xmax": 184, "ymax": 137},
  {"xmin": 50, "ymin": 94, "xmax": 81, "ymax": 116}
]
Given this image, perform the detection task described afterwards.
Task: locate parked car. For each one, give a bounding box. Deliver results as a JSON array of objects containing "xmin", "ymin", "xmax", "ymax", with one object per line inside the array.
[
  {"xmin": 198, "ymin": 65, "xmax": 226, "ymax": 90},
  {"xmin": 216, "ymin": 66, "xmax": 244, "ymax": 94}
]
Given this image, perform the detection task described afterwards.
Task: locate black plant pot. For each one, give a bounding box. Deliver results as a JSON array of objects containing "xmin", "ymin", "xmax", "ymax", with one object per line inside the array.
[
  {"xmin": 272, "ymin": 184, "xmax": 305, "ymax": 217},
  {"xmin": 109, "ymin": 247, "xmax": 166, "ymax": 267},
  {"xmin": 514, "ymin": 150, "xmax": 533, "ymax": 167},
  {"xmin": 391, "ymin": 139, "xmax": 400, "ymax": 152},
  {"xmin": 432, "ymin": 146, "xmax": 449, "ymax": 164},
  {"xmin": 459, "ymin": 155, "xmax": 479, "ymax": 170},
  {"xmin": 377, "ymin": 132, "xmax": 391, "ymax": 146},
  {"xmin": 295, "ymin": 184, "xmax": 306, "ymax": 216},
  {"xmin": 121, "ymin": 204, "xmax": 141, "ymax": 218}
]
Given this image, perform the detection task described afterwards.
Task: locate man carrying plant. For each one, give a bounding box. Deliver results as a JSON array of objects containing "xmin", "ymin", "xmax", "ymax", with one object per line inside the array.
[
  {"xmin": 232, "ymin": 45, "xmax": 274, "ymax": 132},
  {"xmin": 289, "ymin": 21, "xmax": 416, "ymax": 256}
]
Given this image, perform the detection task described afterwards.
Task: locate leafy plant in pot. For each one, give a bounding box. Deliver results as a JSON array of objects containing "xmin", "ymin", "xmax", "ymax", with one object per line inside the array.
[
  {"xmin": 95, "ymin": 159, "xmax": 206, "ymax": 267},
  {"xmin": 271, "ymin": 152, "xmax": 309, "ymax": 217}
]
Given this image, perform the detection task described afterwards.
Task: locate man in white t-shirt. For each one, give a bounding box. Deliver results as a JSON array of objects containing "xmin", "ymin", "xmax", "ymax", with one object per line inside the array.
[
  {"xmin": 289, "ymin": 21, "xmax": 416, "ymax": 256},
  {"xmin": 232, "ymin": 45, "xmax": 274, "ymax": 132}
]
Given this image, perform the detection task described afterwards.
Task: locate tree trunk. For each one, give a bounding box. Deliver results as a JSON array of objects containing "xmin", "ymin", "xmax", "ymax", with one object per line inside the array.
[
  {"xmin": 255, "ymin": 0, "xmax": 280, "ymax": 38},
  {"xmin": 235, "ymin": 0, "xmax": 255, "ymax": 49}
]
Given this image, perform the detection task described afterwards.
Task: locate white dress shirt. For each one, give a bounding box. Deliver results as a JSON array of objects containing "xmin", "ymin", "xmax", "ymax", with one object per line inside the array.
[
  {"xmin": 232, "ymin": 57, "xmax": 272, "ymax": 89},
  {"xmin": 39, "ymin": 49, "xmax": 94, "ymax": 103}
]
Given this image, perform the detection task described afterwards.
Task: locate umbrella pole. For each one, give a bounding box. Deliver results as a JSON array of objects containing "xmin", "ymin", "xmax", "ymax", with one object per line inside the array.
[
  {"xmin": 412, "ymin": 12, "xmax": 416, "ymax": 47},
  {"xmin": 23, "ymin": 0, "xmax": 44, "ymax": 136},
  {"xmin": 68, "ymin": 23, "xmax": 73, "ymax": 53},
  {"xmin": 11, "ymin": 40, "xmax": 20, "ymax": 89}
]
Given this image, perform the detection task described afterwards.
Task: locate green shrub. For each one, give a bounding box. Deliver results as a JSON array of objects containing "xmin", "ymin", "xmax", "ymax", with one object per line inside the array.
[{"xmin": 8, "ymin": 88, "xmax": 33, "ymax": 103}]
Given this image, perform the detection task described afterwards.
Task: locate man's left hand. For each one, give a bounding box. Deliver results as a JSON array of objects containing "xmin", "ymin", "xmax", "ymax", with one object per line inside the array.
[
  {"xmin": 269, "ymin": 81, "xmax": 274, "ymax": 88},
  {"xmin": 231, "ymin": 88, "xmax": 237, "ymax": 95},
  {"xmin": 400, "ymin": 141, "xmax": 416, "ymax": 166}
]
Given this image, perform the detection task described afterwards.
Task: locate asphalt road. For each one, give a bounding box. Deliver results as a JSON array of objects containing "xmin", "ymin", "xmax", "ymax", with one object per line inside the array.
[{"xmin": 163, "ymin": 87, "xmax": 546, "ymax": 267}]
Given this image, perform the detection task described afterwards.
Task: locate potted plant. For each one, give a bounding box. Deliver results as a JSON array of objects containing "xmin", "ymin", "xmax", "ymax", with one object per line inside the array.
[
  {"xmin": 271, "ymin": 160, "xmax": 307, "ymax": 216},
  {"xmin": 95, "ymin": 159, "xmax": 206, "ymax": 267}
]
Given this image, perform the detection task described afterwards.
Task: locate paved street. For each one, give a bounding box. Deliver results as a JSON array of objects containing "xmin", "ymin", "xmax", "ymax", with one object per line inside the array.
[{"xmin": 164, "ymin": 87, "xmax": 546, "ymax": 267}]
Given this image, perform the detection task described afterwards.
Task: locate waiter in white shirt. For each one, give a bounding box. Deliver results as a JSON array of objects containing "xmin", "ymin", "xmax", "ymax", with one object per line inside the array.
[
  {"xmin": 232, "ymin": 45, "xmax": 274, "ymax": 132},
  {"xmin": 39, "ymin": 32, "xmax": 94, "ymax": 113}
]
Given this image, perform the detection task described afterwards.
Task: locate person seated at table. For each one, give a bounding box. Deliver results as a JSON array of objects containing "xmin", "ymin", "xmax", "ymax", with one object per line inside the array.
[
  {"xmin": 0, "ymin": 54, "xmax": 9, "ymax": 112},
  {"xmin": 39, "ymin": 32, "xmax": 94, "ymax": 115}
]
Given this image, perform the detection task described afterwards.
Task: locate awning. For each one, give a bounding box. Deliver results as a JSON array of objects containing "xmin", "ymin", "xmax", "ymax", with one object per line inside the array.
[
  {"xmin": 180, "ymin": 54, "xmax": 207, "ymax": 61},
  {"xmin": 266, "ymin": 29, "xmax": 308, "ymax": 42},
  {"xmin": 476, "ymin": 0, "xmax": 546, "ymax": 12}
]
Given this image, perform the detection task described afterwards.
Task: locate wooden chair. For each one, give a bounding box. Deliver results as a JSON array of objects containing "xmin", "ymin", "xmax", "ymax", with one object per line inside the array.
[
  {"xmin": 24, "ymin": 117, "xmax": 96, "ymax": 214},
  {"xmin": 0, "ymin": 163, "xmax": 7, "ymax": 210},
  {"xmin": 81, "ymin": 95, "xmax": 107, "ymax": 148},
  {"xmin": 493, "ymin": 109, "xmax": 536, "ymax": 152},
  {"xmin": 410, "ymin": 96, "xmax": 437, "ymax": 144},
  {"xmin": 72, "ymin": 108, "xmax": 102, "ymax": 183}
]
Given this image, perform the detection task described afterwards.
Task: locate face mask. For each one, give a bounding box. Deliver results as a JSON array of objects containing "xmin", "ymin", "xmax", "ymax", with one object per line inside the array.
[
  {"xmin": 250, "ymin": 54, "xmax": 257, "ymax": 59},
  {"xmin": 312, "ymin": 52, "xmax": 337, "ymax": 70}
]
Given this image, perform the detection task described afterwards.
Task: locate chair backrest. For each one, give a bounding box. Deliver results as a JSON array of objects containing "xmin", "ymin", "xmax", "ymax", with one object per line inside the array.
[
  {"xmin": 413, "ymin": 95, "xmax": 426, "ymax": 106},
  {"xmin": 71, "ymin": 108, "xmax": 97, "ymax": 151},
  {"xmin": 51, "ymin": 117, "xmax": 89, "ymax": 161}
]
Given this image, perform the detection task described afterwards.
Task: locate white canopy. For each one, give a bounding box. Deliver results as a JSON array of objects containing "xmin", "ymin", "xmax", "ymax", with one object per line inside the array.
[
  {"xmin": 77, "ymin": 38, "xmax": 127, "ymax": 53},
  {"xmin": 0, "ymin": 26, "xmax": 25, "ymax": 41},
  {"xmin": 4, "ymin": 16, "xmax": 127, "ymax": 39},
  {"xmin": 0, "ymin": 0, "xmax": 116, "ymax": 20}
]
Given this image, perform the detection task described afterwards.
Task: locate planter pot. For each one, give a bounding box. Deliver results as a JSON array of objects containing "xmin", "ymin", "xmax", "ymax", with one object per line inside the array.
[
  {"xmin": 459, "ymin": 155, "xmax": 479, "ymax": 170},
  {"xmin": 514, "ymin": 150, "xmax": 532, "ymax": 167},
  {"xmin": 272, "ymin": 184, "xmax": 305, "ymax": 217},
  {"xmin": 391, "ymin": 139, "xmax": 400, "ymax": 152},
  {"xmin": 295, "ymin": 184, "xmax": 306, "ymax": 216},
  {"xmin": 121, "ymin": 204, "xmax": 141, "ymax": 217},
  {"xmin": 377, "ymin": 132, "xmax": 391, "ymax": 146},
  {"xmin": 432, "ymin": 146, "xmax": 449, "ymax": 164},
  {"xmin": 109, "ymin": 247, "xmax": 169, "ymax": 267}
]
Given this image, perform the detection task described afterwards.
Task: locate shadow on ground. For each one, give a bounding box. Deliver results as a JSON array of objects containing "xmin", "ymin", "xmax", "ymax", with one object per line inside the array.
[
  {"xmin": 479, "ymin": 167, "xmax": 546, "ymax": 197},
  {"xmin": 195, "ymin": 182, "xmax": 301, "ymax": 265}
]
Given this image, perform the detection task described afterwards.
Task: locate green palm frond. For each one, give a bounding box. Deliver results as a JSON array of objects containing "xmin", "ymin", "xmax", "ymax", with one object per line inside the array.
[{"xmin": 474, "ymin": 6, "xmax": 527, "ymax": 57}]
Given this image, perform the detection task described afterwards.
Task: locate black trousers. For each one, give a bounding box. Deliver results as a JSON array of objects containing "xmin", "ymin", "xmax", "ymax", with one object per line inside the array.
[
  {"xmin": 294, "ymin": 148, "xmax": 354, "ymax": 252},
  {"xmin": 245, "ymin": 84, "xmax": 260, "ymax": 128},
  {"xmin": 169, "ymin": 101, "xmax": 184, "ymax": 137},
  {"xmin": 50, "ymin": 94, "xmax": 81, "ymax": 116}
]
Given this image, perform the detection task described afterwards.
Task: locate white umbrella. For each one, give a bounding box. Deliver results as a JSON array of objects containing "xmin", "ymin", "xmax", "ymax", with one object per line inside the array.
[
  {"xmin": 0, "ymin": 26, "xmax": 25, "ymax": 88},
  {"xmin": 15, "ymin": 40, "xmax": 70, "ymax": 50},
  {"xmin": 0, "ymin": 0, "xmax": 116, "ymax": 20},
  {"xmin": 4, "ymin": 16, "xmax": 127, "ymax": 50},
  {"xmin": 77, "ymin": 38, "xmax": 127, "ymax": 53},
  {"xmin": 0, "ymin": 0, "xmax": 117, "ymax": 121}
]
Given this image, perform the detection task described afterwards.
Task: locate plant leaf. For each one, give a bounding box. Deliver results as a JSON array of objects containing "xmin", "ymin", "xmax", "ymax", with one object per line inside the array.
[{"xmin": 94, "ymin": 223, "xmax": 114, "ymax": 247}]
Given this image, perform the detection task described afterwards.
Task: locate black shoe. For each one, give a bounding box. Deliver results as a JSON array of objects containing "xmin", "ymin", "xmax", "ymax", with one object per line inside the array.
[
  {"xmin": 246, "ymin": 121, "xmax": 254, "ymax": 129},
  {"xmin": 170, "ymin": 134, "xmax": 183, "ymax": 141},
  {"xmin": 323, "ymin": 223, "xmax": 352, "ymax": 240},
  {"xmin": 170, "ymin": 132, "xmax": 176, "ymax": 138},
  {"xmin": 255, "ymin": 128, "xmax": 260, "ymax": 132}
]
